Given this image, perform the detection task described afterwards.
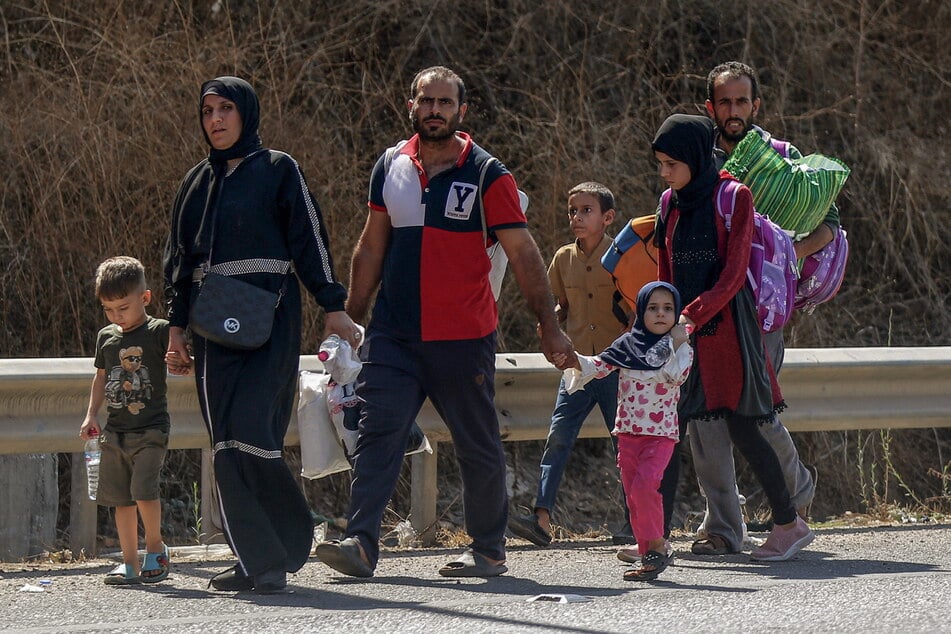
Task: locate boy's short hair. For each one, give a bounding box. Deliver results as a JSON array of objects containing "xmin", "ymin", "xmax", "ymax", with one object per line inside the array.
[
  {"xmin": 567, "ymin": 181, "xmax": 615, "ymax": 214},
  {"xmin": 95, "ymin": 256, "xmax": 147, "ymax": 300}
]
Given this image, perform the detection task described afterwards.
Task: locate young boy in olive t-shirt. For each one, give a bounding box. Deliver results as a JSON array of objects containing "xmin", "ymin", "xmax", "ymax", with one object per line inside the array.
[{"xmin": 80, "ymin": 256, "xmax": 173, "ymax": 585}]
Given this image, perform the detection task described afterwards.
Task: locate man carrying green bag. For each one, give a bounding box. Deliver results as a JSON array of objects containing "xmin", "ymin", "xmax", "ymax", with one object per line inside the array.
[
  {"xmin": 682, "ymin": 61, "xmax": 843, "ymax": 557},
  {"xmin": 723, "ymin": 126, "xmax": 849, "ymax": 242}
]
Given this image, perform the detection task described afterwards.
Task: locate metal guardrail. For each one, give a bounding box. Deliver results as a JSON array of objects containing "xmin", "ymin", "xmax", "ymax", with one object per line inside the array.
[{"xmin": 2, "ymin": 347, "xmax": 950, "ymax": 554}]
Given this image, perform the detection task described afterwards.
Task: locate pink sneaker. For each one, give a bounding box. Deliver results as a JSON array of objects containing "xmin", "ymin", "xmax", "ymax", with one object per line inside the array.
[{"xmin": 751, "ymin": 517, "xmax": 814, "ymax": 561}]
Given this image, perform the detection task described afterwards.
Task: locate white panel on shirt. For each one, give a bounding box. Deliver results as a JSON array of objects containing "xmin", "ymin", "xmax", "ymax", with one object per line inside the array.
[{"xmin": 382, "ymin": 154, "xmax": 426, "ymax": 228}]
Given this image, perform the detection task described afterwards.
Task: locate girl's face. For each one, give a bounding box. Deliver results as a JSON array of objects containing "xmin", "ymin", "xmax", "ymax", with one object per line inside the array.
[
  {"xmin": 201, "ymin": 94, "xmax": 242, "ymax": 150},
  {"xmin": 643, "ymin": 288, "xmax": 677, "ymax": 335},
  {"xmin": 654, "ymin": 151, "xmax": 692, "ymax": 191}
]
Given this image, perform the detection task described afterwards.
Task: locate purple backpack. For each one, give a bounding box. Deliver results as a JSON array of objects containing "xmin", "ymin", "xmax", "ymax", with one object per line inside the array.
[
  {"xmin": 795, "ymin": 227, "xmax": 849, "ymax": 313},
  {"xmin": 661, "ymin": 179, "xmax": 798, "ymax": 333}
]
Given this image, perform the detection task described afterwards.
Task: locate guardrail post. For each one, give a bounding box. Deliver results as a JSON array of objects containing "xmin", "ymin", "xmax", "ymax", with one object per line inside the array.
[
  {"xmin": 68, "ymin": 453, "xmax": 98, "ymax": 557},
  {"xmin": 199, "ymin": 448, "xmax": 226, "ymax": 544},
  {"xmin": 411, "ymin": 442, "xmax": 438, "ymax": 545}
]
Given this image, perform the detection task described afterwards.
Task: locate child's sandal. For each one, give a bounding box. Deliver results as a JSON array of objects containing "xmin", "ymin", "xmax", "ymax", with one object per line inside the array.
[
  {"xmin": 104, "ymin": 563, "xmax": 141, "ymax": 585},
  {"xmin": 140, "ymin": 545, "xmax": 170, "ymax": 583}
]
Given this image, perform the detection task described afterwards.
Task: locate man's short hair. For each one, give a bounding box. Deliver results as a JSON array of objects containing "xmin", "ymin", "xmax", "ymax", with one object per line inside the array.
[
  {"xmin": 568, "ymin": 181, "xmax": 615, "ymax": 213},
  {"xmin": 410, "ymin": 66, "xmax": 466, "ymax": 104},
  {"xmin": 95, "ymin": 256, "xmax": 147, "ymax": 300},
  {"xmin": 707, "ymin": 61, "xmax": 760, "ymax": 103}
]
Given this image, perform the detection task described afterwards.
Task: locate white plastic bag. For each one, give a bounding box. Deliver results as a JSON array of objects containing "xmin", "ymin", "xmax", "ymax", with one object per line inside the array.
[{"xmin": 298, "ymin": 371, "xmax": 350, "ymax": 479}]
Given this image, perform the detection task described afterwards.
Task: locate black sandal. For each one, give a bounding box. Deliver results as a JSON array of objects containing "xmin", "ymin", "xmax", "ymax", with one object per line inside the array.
[
  {"xmin": 623, "ymin": 550, "xmax": 674, "ymax": 581},
  {"xmin": 508, "ymin": 514, "xmax": 552, "ymax": 547}
]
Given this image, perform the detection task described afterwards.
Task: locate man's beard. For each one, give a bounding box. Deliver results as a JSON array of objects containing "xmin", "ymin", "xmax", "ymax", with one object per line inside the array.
[
  {"xmin": 718, "ymin": 115, "xmax": 752, "ymax": 144},
  {"xmin": 413, "ymin": 112, "xmax": 459, "ymax": 142}
]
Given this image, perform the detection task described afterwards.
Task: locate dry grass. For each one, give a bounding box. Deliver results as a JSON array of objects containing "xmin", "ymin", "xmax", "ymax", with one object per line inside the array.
[{"xmin": 3, "ymin": 1, "xmax": 949, "ymax": 545}]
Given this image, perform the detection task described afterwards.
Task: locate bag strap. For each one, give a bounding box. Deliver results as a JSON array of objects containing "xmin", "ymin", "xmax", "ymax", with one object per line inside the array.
[
  {"xmin": 659, "ymin": 189, "xmax": 672, "ymax": 222},
  {"xmin": 658, "ymin": 180, "xmax": 740, "ymax": 235},
  {"xmin": 382, "ymin": 140, "xmax": 409, "ymax": 175},
  {"xmin": 478, "ymin": 157, "xmax": 499, "ymax": 248},
  {"xmin": 714, "ymin": 178, "xmax": 743, "ymax": 232},
  {"xmin": 198, "ymin": 155, "xmax": 290, "ymax": 307}
]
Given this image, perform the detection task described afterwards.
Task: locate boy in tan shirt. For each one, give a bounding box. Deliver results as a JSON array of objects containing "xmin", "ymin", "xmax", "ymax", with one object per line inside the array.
[{"xmin": 509, "ymin": 182, "xmax": 633, "ymax": 546}]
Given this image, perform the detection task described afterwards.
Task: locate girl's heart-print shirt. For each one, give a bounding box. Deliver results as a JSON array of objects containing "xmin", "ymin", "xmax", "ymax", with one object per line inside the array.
[{"xmin": 563, "ymin": 340, "xmax": 693, "ymax": 440}]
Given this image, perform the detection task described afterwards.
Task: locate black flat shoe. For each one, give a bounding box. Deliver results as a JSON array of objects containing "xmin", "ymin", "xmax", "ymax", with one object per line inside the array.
[
  {"xmin": 252, "ymin": 567, "xmax": 287, "ymax": 594},
  {"xmin": 209, "ymin": 565, "xmax": 254, "ymax": 591},
  {"xmin": 508, "ymin": 514, "xmax": 552, "ymax": 547}
]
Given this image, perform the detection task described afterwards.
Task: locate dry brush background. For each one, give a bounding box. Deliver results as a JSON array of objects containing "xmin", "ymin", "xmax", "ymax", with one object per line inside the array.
[{"xmin": 2, "ymin": 1, "xmax": 949, "ymax": 544}]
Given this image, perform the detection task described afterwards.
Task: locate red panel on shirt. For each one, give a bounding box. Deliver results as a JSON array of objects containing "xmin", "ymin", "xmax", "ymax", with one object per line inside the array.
[{"xmin": 419, "ymin": 226, "xmax": 497, "ymax": 341}]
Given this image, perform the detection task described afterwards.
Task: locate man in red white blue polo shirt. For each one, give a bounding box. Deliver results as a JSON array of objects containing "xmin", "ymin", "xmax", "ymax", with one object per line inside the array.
[{"xmin": 316, "ymin": 66, "xmax": 573, "ymax": 579}]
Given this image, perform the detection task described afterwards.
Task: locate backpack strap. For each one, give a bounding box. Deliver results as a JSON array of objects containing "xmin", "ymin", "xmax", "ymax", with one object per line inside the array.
[
  {"xmin": 659, "ymin": 189, "xmax": 673, "ymax": 222},
  {"xmin": 714, "ymin": 178, "xmax": 743, "ymax": 232},
  {"xmin": 660, "ymin": 180, "xmax": 742, "ymax": 231},
  {"xmin": 382, "ymin": 140, "xmax": 409, "ymax": 175},
  {"xmin": 478, "ymin": 157, "xmax": 499, "ymax": 247}
]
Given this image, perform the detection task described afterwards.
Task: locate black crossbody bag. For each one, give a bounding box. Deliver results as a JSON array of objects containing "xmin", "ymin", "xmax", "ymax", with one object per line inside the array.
[{"xmin": 188, "ymin": 176, "xmax": 290, "ymax": 350}]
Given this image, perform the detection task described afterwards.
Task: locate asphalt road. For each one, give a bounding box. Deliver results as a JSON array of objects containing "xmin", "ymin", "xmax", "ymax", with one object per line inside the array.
[{"xmin": 2, "ymin": 522, "xmax": 950, "ymax": 633}]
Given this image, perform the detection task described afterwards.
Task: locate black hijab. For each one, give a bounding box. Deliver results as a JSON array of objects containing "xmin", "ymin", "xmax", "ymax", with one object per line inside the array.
[
  {"xmin": 165, "ymin": 77, "xmax": 265, "ymax": 285},
  {"xmin": 200, "ymin": 76, "xmax": 263, "ymax": 164},
  {"xmin": 651, "ymin": 114, "xmax": 721, "ymax": 309},
  {"xmin": 601, "ymin": 281, "xmax": 682, "ymax": 371}
]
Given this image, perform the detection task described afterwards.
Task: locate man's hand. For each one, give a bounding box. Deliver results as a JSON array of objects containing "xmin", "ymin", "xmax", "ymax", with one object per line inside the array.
[{"xmin": 538, "ymin": 321, "xmax": 576, "ymax": 370}]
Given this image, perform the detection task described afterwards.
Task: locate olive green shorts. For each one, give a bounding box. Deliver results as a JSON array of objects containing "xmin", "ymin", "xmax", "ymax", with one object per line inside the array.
[{"xmin": 96, "ymin": 427, "xmax": 169, "ymax": 507}]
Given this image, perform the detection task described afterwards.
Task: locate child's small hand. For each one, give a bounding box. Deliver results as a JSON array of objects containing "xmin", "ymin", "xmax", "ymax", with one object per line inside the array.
[
  {"xmin": 80, "ymin": 417, "xmax": 100, "ymax": 440},
  {"xmin": 165, "ymin": 350, "xmax": 193, "ymax": 376},
  {"xmin": 551, "ymin": 350, "xmax": 580, "ymax": 370}
]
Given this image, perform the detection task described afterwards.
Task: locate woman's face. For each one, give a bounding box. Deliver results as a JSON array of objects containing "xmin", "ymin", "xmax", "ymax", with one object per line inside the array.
[
  {"xmin": 201, "ymin": 94, "xmax": 242, "ymax": 150},
  {"xmin": 654, "ymin": 150, "xmax": 692, "ymax": 191}
]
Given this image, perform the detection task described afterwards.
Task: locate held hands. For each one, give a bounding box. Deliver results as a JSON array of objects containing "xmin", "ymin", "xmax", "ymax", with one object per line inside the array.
[
  {"xmin": 550, "ymin": 351, "xmax": 581, "ymax": 370},
  {"xmin": 165, "ymin": 327, "xmax": 193, "ymax": 376},
  {"xmin": 537, "ymin": 321, "xmax": 576, "ymax": 370},
  {"xmin": 670, "ymin": 324, "xmax": 689, "ymax": 349}
]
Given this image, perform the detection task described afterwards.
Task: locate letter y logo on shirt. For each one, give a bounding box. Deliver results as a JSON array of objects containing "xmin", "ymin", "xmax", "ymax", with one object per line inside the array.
[{"xmin": 445, "ymin": 182, "xmax": 477, "ymax": 220}]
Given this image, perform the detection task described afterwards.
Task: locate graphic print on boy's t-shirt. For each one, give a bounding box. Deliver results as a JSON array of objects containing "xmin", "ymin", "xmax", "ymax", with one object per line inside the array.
[{"xmin": 105, "ymin": 346, "xmax": 153, "ymax": 415}]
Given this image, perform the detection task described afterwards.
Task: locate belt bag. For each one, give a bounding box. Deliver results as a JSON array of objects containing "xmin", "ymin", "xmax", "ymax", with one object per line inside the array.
[{"xmin": 190, "ymin": 271, "xmax": 282, "ymax": 350}]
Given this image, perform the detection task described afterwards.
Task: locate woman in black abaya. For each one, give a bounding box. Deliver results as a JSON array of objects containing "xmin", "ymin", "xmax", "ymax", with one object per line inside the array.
[{"xmin": 164, "ymin": 76, "xmax": 359, "ymax": 593}]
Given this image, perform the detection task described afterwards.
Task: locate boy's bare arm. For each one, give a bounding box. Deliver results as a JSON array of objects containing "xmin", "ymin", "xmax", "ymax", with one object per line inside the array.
[{"xmin": 80, "ymin": 369, "xmax": 106, "ymax": 439}]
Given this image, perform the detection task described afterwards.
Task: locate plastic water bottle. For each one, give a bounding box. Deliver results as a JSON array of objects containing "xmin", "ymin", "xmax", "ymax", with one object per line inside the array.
[
  {"xmin": 84, "ymin": 435, "xmax": 101, "ymax": 501},
  {"xmin": 317, "ymin": 334, "xmax": 343, "ymax": 363}
]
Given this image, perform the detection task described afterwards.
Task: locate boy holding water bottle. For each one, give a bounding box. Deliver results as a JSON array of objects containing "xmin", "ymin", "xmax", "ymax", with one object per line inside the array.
[{"xmin": 80, "ymin": 256, "xmax": 177, "ymax": 585}]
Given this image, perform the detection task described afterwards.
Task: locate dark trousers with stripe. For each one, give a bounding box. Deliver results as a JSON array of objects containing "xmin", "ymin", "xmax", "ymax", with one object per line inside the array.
[
  {"xmin": 194, "ymin": 296, "xmax": 314, "ymax": 578},
  {"xmin": 346, "ymin": 329, "xmax": 508, "ymax": 568}
]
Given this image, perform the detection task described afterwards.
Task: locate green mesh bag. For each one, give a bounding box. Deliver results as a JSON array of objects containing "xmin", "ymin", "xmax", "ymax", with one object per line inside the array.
[{"xmin": 723, "ymin": 132, "xmax": 850, "ymax": 239}]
